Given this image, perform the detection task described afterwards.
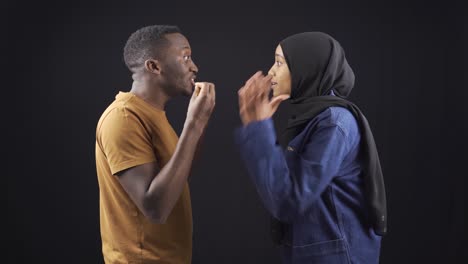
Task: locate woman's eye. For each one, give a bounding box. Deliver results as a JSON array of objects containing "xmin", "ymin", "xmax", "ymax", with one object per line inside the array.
[{"xmin": 276, "ymin": 61, "xmax": 282, "ymax": 66}]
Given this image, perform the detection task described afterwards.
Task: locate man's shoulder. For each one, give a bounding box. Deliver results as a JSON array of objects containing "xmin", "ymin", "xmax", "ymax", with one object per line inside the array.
[
  {"xmin": 96, "ymin": 99, "xmax": 142, "ymax": 134},
  {"xmin": 98, "ymin": 101, "xmax": 128, "ymax": 123}
]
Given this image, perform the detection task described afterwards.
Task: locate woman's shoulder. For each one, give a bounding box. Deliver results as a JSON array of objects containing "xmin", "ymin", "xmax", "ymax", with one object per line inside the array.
[{"xmin": 316, "ymin": 107, "xmax": 360, "ymax": 140}]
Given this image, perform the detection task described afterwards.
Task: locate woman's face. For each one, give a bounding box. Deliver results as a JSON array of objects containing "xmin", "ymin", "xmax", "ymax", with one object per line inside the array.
[{"xmin": 268, "ymin": 44, "xmax": 292, "ymax": 97}]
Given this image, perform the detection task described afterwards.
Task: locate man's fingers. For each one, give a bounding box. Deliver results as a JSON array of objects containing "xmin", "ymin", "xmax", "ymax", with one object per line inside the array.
[
  {"xmin": 195, "ymin": 82, "xmax": 209, "ymax": 97},
  {"xmin": 209, "ymin": 83, "xmax": 214, "ymax": 94},
  {"xmin": 191, "ymin": 85, "xmax": 200, "ymax": 100},
  {"xmin": 194, "ymin": 82, "xmax": 202, "ymax": 95},
  {"xmin": 210, "ymin": 84, "xmax": 216, "ymax": 102}
]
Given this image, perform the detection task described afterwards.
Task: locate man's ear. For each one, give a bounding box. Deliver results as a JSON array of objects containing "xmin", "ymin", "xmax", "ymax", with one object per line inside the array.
[{"xmin": 144, "ymin": 59, "xmax": 162, "ymax": 74}]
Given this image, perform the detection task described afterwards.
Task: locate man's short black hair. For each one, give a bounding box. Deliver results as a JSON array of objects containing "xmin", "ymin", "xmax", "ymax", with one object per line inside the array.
[{"xmin": 123, "ymin": 25, "xmax": 181, "ymax": 72}]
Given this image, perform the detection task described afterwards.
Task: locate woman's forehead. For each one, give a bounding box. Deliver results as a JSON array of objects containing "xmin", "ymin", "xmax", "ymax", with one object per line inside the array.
[{"xmin": 275, "ymin": 45, "xmax": 285, "ymax": 57}]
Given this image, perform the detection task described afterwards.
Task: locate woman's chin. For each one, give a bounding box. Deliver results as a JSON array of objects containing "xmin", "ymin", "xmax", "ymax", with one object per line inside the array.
[
  {"xmin": 271, "ymin": 89, "xmax": 278, "ymax": 97},
  {"xmin": 272, "ymin": 90, "xmax": 283, "ymax": 98}
]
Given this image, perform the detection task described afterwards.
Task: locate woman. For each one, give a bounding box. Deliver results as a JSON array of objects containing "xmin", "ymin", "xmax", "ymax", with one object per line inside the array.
[{"xmin": 236, "ymin": 32, "xmax": 387, "ymax": 263}]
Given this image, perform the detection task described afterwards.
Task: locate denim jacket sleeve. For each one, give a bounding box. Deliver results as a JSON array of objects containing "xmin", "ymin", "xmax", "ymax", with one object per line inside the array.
[{"xmin": 234, "ymin": 117, "xmax": 350, "ymax": 222}]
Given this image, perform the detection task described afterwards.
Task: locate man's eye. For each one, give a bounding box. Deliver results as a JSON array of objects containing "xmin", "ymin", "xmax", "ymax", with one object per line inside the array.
[{"xmin": 184, "ymin": 55, "xmax": 191, "ymax": 61}]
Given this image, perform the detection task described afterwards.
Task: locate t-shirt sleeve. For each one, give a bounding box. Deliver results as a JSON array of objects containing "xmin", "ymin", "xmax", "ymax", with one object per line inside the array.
[{"xmin": 98, "ymin": 107, "xmax": 156, "ymax": 175}]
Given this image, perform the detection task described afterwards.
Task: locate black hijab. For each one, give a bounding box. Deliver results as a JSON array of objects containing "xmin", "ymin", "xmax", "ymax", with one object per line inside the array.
[{"xmin": 278, "ymin": 32, "xmax": 387, "ymax": 236}]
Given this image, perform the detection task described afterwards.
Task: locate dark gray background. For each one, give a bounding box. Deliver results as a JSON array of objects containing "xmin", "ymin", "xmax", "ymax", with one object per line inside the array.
[{"xmin": 6, "ymin": 0, "xmax": 467, "ymax": 263}]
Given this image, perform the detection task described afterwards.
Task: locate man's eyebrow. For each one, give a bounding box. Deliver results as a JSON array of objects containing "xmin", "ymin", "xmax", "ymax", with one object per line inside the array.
[{"xmin": 181, "ymin": 46, "xmax": 191, "ymax": 50}]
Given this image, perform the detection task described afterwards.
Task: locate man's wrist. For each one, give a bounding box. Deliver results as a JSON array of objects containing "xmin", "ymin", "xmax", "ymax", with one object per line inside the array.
[{"xmin": 183, "ymin": 119, "xmax": 205, "ymax": 137}]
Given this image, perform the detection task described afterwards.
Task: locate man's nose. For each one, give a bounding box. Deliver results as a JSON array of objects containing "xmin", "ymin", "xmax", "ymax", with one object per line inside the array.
[{"xmin": 191, "ymin": 62, "xmax": 198, "ymax": 73}]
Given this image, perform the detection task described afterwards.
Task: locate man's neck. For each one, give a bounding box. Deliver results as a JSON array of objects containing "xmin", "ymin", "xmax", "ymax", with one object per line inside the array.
[{"xmin": 130, "ymin": 80, "xmax": 169, "ymax": 111}]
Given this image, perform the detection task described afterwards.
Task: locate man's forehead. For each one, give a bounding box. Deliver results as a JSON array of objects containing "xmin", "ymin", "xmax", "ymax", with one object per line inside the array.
[{"xmin": 165, "ymin": 33, "xmax": 191, "ymax": 49}]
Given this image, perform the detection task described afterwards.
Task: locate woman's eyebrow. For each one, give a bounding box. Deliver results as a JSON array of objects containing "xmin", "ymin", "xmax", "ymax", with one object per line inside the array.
[{"xmin": 275, "ymin": 53, "xmax": 285, "ymax": 58}]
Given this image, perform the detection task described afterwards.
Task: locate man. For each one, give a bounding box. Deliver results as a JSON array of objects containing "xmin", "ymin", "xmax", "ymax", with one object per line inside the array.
[{"xmin": 95, "ymin": 25, "xmax": 215, "ymax": 263}]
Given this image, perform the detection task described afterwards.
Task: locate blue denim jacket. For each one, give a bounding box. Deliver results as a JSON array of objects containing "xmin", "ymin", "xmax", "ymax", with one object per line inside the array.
[{"xmin": 234, "ymin": 107, "xmax": 381, "ymax": 264}]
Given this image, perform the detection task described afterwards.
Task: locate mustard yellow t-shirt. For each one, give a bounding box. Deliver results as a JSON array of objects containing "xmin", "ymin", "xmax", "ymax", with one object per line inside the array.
[{"xmin": 95, "ymin": 92, "xmax": 192, "ymax": 264}]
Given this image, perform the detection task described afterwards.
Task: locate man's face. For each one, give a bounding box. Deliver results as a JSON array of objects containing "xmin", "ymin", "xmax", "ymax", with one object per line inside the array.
[
  {"xmin": 160, "ymin": 33, "xmax": 198, "ymax": 97},
  {"xmin": 268, "ymin": 45, "xmax": 291, "ymax": 97}
]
